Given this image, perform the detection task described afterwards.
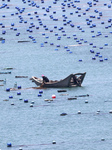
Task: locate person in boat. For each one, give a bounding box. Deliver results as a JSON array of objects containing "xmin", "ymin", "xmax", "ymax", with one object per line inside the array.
[
  {"xmin": 77, "ymin": 78, "xmax": 81, "ymax": 86},
  {"xmin": 42, "ymin": 75, "xmax": 49, "ymax": 83},
  {"xmin": 73, "ymin": 75, "xmax": 81, "ymax": 86}
]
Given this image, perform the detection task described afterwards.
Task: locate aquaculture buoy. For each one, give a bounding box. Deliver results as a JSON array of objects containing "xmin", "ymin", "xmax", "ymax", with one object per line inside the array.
[
  {"xmin": 104, "ymin": 3, "xmax": 107, "ymax": 6},
  {"xmin": 96, "ymin": 110, "xmax": 100, "ymax": 114},
  {"xmin": 96, "ymin": 111, "xmax": 100, "ymax": 114},
  {"xmin": 109, "ymin": 110, "xmax": 112, "ymax": 113},
  {"xmin": 31, "ymin": 101, "xmax": 35, "ymax": 104},
  {"xmin": 108, "ymin": 5, "xmax": 111, "ymax": 8},
  {"xmin": 7, "ymin": 143, "xmax": 12, "ymax": 147},
  {"xmin": 95, "ymin": 54, "xmax": 98, "ymax": 57},
  {"xmin": 11, "ymin": 102, "xmax": 14, "ymax": 105},
  {"xmin": 41, "ymin": 43, "xmax": 44, "ymax": 47},
  {"xmin": 101, "ymin": 138, "xmax": 105, "ymax": 141},
  {"xmin": 85, "ymin": 100, "xmax": 88, "ymax": 103},
  {"xmin": 17, "ymin": 92, "xmax": 21, "ymax": 95},
  {"xmin": 18, "ymin": 86, "xmax": 21, "ymax": 89},
  {"xmin": 64, "ymin": 46, "xmax": 68, "ymax": 49},
  {"xmin": 57, "ymin": 45, "xmax": 60, "ymax": 47},
  {"xmin": 99, "ymin": 55, "xmax": 102, "ymax": 58},
  {"xmin": 39, "ymin": 90, "xmax": 43, "ymax": 94},
  {"xmin": 96, "ymin": 52, "xmax": 100, "ymax": 54},
  {"xmin": 36, "ymin": 26, "xmax": 39, "ymax": 29},
  {"xmin": 91, "ymin": 30, "xmax": 94, "ymax": 33},
  {"xmin": 57, "ymin": 37, "xmax": 61, "ymax": 40},
  {"xmin": 52, "ymin": 141, "xmax": 56, "ymax": 144},
  {"xmin": 60, "ymin": 113, "xmax": 67, "ymax": 116},
  {"xmin": 30, "ymin": 104, "xmax": 33, "ymax": 107},
  {"xmin": 101, "ymin": 21, "xmax": 104, "ymax": 24},
  {"xmin": 50, "ymin": 30, "xmax": 53, "ymax": 32},
  {"xmin": 24, "ymin": 99, "xmax": 28, "ymax": 103},
  {"xmin": 1, "ymin": 39, "xmax": 5, "ymax": 43},
  {"xmin": 79, "ymin": 59, "xmax": 82, "ymax": 62},
  {"xmin": 6, "ymin": 88, "xmax": 10, "ymax": 92},
  {"xmin": 90, "ymin": 49, "xmax": 94, "ymax": 53},
  {"xmin": 2, "ymin": 30, "xmax": 6, "ymax": 34},
  {"xmin": 97, "ymin": 110, "xmax": 100, "ymax": 113},
  {"xmin": 2, "ymin": 15, "xmax": 6, "ymax": 18},
  {"xmin": 9, "ymin": 96, "xmax": 13, "ymax": 99},
  {"xmin": 104, "ymin": 43, "xmax": 108, "ymax": 46},
  {"xmin": 38, "ymin": 94, "xmax": 42, "ymax": 97},
  {"xmin": 16, "ymin": 33, "xmax": 20, "ymax": 36},
  {"xmin": 67, "ymin": 36, "xmax": 70, "ymax": 39},
  {"xmin": 55, "ymin": 48, "xmax": 58, "ymax": 51},
  {"xmin": 11, "ymin": 23, "xmax": 14, "ymax": 26},
  {"xmin": 52, "ymin": 94, "xmax": 56, "ymax": 99},
  {"xmin": 105, "ymin": 26, "xmax": 108, "ymax": 29},
  {"xmin": 77, "ymin": 111, "xmax": 81, "ymax": 114}
]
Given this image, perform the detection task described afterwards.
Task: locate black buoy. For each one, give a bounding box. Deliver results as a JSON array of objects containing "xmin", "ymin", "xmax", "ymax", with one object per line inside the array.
[
  {"xmin": 52, "ymin": 141, "xmax": 56, "ymax": 144},
  {"xmin": 60, "ymin": 113, "xmax": 67, "ymax": 116}
]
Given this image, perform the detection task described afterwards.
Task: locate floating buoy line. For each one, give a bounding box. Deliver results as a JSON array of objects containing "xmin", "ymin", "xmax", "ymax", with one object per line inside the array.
[{"xmin": 6, "ymin": 136, "xmax": 112, "ymax": 149}]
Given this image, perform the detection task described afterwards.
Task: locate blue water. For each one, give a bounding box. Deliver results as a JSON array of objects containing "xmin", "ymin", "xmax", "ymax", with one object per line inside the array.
[{"xmin": 0, "ymin": 0, "xmax": 112, "ymax": 149}]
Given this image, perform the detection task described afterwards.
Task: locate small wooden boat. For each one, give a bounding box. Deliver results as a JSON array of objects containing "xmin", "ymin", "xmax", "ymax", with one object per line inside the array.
[
  {"xmin": 0, "ymin": 71, "xmax": 11, "ymax": 74},
  {"xmin": 57, "ymin": 90, "xmax": 67, "ymax": 92},
  {"xmin": 18, "ymin": 40, "xmax": 30, "ymax": 43},
  {"xmin": 68, "ymin": 97, "xmax": 77, "ymax": 100},
  {"xmin": 30, "ymin": 72, "xmax": 86, "ymax": 88},
  {"xmin": 15, "ymin": 76, "xmax": 28, "ymax": 78},
  {"xmin": 3, "ymin": 68, "xmax": 14, "ymax": 70}
]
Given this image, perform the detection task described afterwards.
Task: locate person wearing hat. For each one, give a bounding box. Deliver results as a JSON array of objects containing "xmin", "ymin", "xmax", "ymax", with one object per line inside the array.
[{"xmin": 42, "ymin": 75, "xmax": 49, "ymax": 83}]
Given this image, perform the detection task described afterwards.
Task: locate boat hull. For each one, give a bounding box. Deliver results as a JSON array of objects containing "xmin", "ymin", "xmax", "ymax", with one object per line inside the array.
[{"xmin": 30, "ymin": 72, "xmax": 86, "ymax": 88}]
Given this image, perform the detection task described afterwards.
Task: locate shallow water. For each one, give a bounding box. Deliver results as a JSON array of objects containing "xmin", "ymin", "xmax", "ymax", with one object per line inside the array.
[{"xmin": 0, "ymin": 0, "xmax": 112, "ymax": 149}]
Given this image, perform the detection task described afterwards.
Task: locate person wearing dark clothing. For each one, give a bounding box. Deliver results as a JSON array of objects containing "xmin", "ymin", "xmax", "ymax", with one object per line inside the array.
[
  {"xmin": 73, "ymin": 75, "xmax": 81, "ymax": 86},
  {"xmin": 42, "ymin": 75, "xmax": 49, "ymax": 83}
]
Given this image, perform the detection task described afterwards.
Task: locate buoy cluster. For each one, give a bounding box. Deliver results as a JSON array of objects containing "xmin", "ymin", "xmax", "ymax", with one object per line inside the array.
[
  {"xmin": 5, "ymin": 87, "xmax": 45, "ymax": 107},
  {"xmin": 0, "ymin": 0, "xmax": 111, "ymax": 61},
  {"xmin": 5, "ymin": 85, "xmax": 57, "ymax": 106}
]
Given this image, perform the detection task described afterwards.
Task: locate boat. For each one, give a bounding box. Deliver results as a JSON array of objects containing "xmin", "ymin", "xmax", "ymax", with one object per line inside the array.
[
  {"xmin": 0, "ymin": 71, "xmax": 11, "ymax": 74},
  {"xmin": 15, "ymin": 76, "xmax": 28, "ymax": 78},
  {"xmin": 30, "ymin": 72, "xmax": 86, "ymax": 88},
  {"xmin": 18, "ymin": 40, "xmax": 30, "ymax": 43}
]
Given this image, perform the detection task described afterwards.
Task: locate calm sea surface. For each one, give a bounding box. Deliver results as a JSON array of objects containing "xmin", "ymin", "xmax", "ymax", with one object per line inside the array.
[{"xmin": 0, "ymin": 0, "xmax": 112, "ymax": 149}]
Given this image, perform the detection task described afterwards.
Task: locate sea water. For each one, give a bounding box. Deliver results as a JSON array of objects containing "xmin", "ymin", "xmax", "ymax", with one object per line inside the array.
[{"xmin": 0, "ymin": 0, "xmax": 112, "ymax": 149}]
